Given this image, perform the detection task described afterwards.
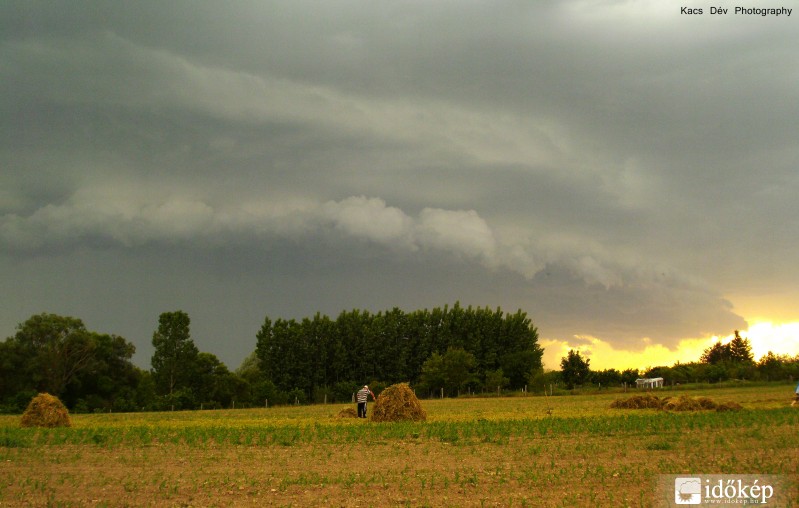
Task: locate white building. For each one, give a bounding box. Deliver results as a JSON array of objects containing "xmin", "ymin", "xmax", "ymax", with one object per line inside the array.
[{"xmin": 635, "ymin": 377, "xmax": 664, "ymax": 389}]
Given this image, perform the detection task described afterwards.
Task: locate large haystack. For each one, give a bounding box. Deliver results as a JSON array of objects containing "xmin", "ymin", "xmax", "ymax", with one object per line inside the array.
[
  {"xmin": 20, "ymin": 393, "xmax": 72, "ymax": 428},
  {"xmin": 370, "ymin": 383, "xmax": 426, "ymax": 423}
]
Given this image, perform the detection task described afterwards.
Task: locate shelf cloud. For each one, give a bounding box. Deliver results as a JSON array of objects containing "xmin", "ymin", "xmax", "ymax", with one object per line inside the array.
[{"xmin": 2, "ymin": 1, "xmax": 793, "ymax": 368}]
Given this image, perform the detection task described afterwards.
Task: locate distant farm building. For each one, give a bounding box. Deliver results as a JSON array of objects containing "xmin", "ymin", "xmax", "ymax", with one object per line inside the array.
[{"xmin": 635, "ymin": 377, "xmax": 664, "ymax": 389}]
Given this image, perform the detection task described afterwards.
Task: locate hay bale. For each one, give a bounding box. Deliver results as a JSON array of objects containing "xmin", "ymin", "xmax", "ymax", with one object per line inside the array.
[
  {"xmin": 663, "ymin": 395, "xmax": 696, "ymax": 411},
  {"xmin": 610, "ymin": 394, "xmax": 664, "ymax": 410},
  {"xmin": 336, "ymin": 408, "xmax": 358, "ymax": 418},
  {"xmin": 696, "ymin": 397, "xmax": 718, "ymax": 410},
  {"xmin": 664, "ymin": 395, "xmax": 716, "ymax": 412},
  {"xmin": 370, "ymin": 383, "xmax": 426, "ymax": 423},
  {"xmin": 20, "ymin": 393, "xmax": 72, "ymax": 428},
  {"xmin": 612, "ymin": 393, "xmax": 744, "ymax": 413},
  {"xmin": 716, "ymin": 401, "xmax": 743, "ymax": 412}
]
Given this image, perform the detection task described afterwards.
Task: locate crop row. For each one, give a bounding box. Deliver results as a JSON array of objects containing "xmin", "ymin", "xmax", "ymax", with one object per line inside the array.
[{"xmin": 2, "ymin": 407, "xmax": 796, "ymax": 449}]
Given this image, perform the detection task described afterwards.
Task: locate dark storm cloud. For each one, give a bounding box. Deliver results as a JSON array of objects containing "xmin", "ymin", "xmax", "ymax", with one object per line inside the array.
[{"xmin": 3, "ymin": 0, "xmax": 793, "ymax": 367}]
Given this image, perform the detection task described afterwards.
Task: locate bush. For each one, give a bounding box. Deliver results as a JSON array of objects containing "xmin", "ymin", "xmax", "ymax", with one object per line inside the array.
[
  {"xmin": 286, "ymin": 388, "xmax": 307, "ymax": 405},
  {"xmin": 158, "ymin": 388, "xmax": 196, "ymax": 411},
  {"xmin": 20, "ymin": 393, "xmax": 72, "ymax": 428},
  {"xmin": 0, "ymin": 389, "xmax": 38, "ymax": 414},
  {"xmin": 332, "ymin": 381, "xmax": 357, "ymax": 403},
  {"xmin": 370, "ymin": 383, "xmax": 426, "ymax": 423},
  {"xmin": 312, "ymin": 385, "xmax": 334, "ymax": 404}
]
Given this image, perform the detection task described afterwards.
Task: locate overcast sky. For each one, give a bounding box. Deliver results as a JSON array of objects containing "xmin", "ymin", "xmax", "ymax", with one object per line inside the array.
[{"xmin": 2, "ymin": 1, "xmax": 797, "ymax": 370}]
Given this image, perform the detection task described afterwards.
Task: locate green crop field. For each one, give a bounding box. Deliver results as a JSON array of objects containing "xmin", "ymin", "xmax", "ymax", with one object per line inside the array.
[{"xmin": 1, "ymin": 383, "xmax": 797, "ymax": 507}]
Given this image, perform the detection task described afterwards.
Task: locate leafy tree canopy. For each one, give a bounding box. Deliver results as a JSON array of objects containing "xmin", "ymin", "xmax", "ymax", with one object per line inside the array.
[
  {"xmin": 560, "ymin": 349, "xmax": 591, "ymax": 389},
  {"xmin": 151, "ymin": 310, "xmax": 199, "ymax": 396},
  {"xmin": 700, "ymin": 331, "xmax": 754, "ymax": 365}
]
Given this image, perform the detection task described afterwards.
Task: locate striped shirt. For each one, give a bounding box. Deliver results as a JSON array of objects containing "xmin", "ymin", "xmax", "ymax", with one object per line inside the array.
[{"xmin": 357, "ymin": 388, "xmax": 371, "ymax": 403}]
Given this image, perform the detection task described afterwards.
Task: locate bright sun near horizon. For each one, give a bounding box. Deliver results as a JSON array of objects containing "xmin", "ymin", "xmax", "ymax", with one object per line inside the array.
[{"xmin": 542, "ymin": 320, "xmax": 799, "ymax": 372}]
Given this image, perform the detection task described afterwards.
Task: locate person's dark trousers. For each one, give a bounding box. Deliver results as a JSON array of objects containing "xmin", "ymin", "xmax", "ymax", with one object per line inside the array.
[{"xmin": 357, "ymin": 402, "xmax": 366, "ymax": 418}]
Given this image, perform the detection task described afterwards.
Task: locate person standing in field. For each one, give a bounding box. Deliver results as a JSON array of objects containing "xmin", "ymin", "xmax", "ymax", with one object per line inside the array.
[
  {"xmin": 793, "ymin": 381, "xmax": 799, "ymax": 407},
  {"xmin": 357, "ymin": 385, "xmax": 376, "ymax": 418}
]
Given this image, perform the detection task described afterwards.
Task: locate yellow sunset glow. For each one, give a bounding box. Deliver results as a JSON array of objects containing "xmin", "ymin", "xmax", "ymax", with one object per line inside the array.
[{"xmin": 541, "ymin": 321, "xmax": 799, "ymax": 372}]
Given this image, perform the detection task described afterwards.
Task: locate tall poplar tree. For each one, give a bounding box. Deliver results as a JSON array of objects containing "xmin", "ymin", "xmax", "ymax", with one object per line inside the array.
[{"xmin": 151, "ymin": 311, "xmax": 198, "ymax": 396}]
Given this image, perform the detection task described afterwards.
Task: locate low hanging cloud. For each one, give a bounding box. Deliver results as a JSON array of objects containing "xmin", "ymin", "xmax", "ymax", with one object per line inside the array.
[
  {"xmin": 1, "ymin": 189, "xmax": 726, "ymax": 305},
  {"xmin": 1, "ymin": 192, "xmax": 508, "ymax": 265}
]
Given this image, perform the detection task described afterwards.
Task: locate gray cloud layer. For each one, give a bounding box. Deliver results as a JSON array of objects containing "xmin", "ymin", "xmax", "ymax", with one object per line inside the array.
[{"xmin": 4, "ymin": 1, "xmax": 795, "ymax": 367}]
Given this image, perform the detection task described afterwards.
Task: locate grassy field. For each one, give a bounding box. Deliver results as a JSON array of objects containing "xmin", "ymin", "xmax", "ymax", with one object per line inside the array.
[{"xmin": 1, "ymin": 383, "xmax": 797, "ymax": 507}]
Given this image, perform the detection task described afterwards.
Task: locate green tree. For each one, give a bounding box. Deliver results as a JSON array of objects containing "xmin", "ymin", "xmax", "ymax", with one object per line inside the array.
[
  {"xmin": 668, "ymin": 362, "xmax": 697, "ymax": 384},
  {"xmin": 560, "ymin": 349, "xmax": 591, "ymax": 389},
  {"xmin": 441, "ymin": 347, "xmax": 478, "ymax": 395},
  {"xmin": 620, "ymin": 368, "xmax": 640, "ymax": 386},
  {"xmin": 698, "ymin": 331, "xmax": 755, "ymax": 381},
  {"xmin": 248, "ymin": 303, "xmax": 545, "ymax": 401},
  {"xmin": 0, "ymin": 339, "xmax": 36, "ymax": 412},
  {"xmin": 11, "ymin": 313, "xmax": 96, "ymax": 396},
  {"xmin": 65, "ymin": 333, "xmax": 140, "ymax": 411},
  {"xmin": 700, "ymin": 341, "xmax": 731, "ymax": 365},
  {"xmin": 500, "ymin": 350, "xmax": 543, "ymax": 389},
  {"xmin": 418, "ymin": 352, "xmax": 446, "ymax": 396},
  {"xmin": 236, "ymin": 351, "xmax": 262, "ymax": 385},
  {"xmin": 757, "ymin": 352, "xmax": 787, "ymax": 381},
  {"xmin": 151, "ymin": 311, "xmax": 199, "ymax": 396},
  {"xmin": 485, "ymin": 368, "xmax": 510, "ymax": 392},
  {"xmin": 193, "ymin": 352, "xmax": 225, "ymax": 407},
  {"xmin": 592, "ymin": 368, "xmax": 622, "ymax": 387},
  {"xmin": 699, "ymin": 331, "xmax": 753, "ymax": 365},
  {"xmin": 1, "ymin": 313, "xmax": 141, "ymax": 412},
  {"xmin": 728, "ymin": 331, "xmax": 754, "ymax": 363},
  {"xmin": 418, "ymin": 348, "xmax": 478, "ymax": 396}
]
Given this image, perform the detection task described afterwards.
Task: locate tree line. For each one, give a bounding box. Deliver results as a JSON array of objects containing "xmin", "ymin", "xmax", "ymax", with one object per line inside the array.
[
  {"xmin": 253, "ymin": 303, "xmax": 543, "ymax": 403},
  {"xmin": 0, "ymin": 303, "xmax": 544, "ymax": 412},
  {"xmin": 554, "ymin": 330, "xmax": 799, "ymax": 390},
  {"xmin": 2, "ymin": 308, "xmax": 797, "ymax": 413}
]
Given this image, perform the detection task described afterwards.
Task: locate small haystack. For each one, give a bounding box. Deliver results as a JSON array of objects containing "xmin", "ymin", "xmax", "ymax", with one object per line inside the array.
[
  {"xmin": 20, "ymin": 393, "xmax": 72, "ymax": 428},
  {"xmin": 336, "ymin": 408, "xmax": 358, "ymax": 418},
  {"xmin": 611, "ymin": 394, "xmax": 742, "ymax": 412},
  {"xmin": 610, "ymin": 394, "xmax": 666, "ymax": 410},
  {"xmin": 665, "ymin": 396, "xmax": 743, "ymax": 412},
  {"xmin": 663, "ymin": 395, "xmax": 705, "ymax": 411},
  {"xmin": 716, "ymin": 401, "xmax": 743, "ymax": 412},
  {"xmin": 370, "ymin": 383, "xmax": 427, "ymax": 423}
]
